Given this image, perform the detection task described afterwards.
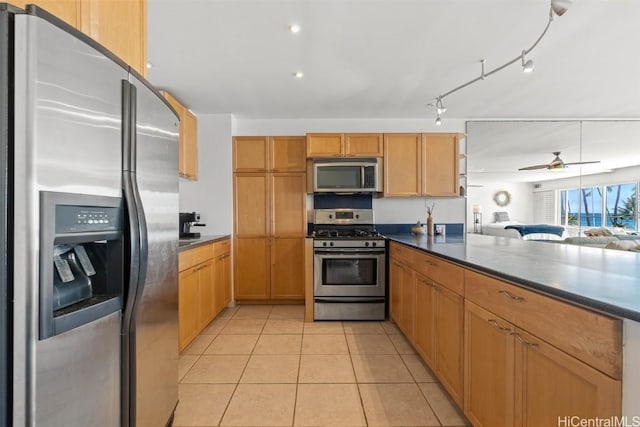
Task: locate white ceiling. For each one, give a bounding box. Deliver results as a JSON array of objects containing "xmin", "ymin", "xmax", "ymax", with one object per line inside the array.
[{"xmin": 147, "ymin": 0, "xmax": 640, "ymax": 120}]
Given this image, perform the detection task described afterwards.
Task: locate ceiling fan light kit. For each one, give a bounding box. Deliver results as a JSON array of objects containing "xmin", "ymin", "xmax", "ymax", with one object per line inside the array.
[{"xmin": 429, "ymin": 0, "xmax": 572, "ymax": 125}]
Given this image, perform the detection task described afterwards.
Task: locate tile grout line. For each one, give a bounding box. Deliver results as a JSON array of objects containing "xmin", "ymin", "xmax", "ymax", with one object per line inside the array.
[{"xmin": 345, "ymin": 325, "xmax": 369, "ymax": 426}]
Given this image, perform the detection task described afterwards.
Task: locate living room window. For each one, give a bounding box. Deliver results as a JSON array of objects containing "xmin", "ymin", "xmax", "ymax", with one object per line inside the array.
[{"xmin": 558, "ymin": 182, "xmax": 638, "ymax": 231}]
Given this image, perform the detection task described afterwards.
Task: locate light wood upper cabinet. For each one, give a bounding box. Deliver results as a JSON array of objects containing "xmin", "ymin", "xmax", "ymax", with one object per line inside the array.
[
  {"xmin": 234, "ymin": 136, "xmax": 269, "ymax": 171},
  {"xmin": 344, "ymin": 133, "xmax": 383, "ymax": 157},
  {"xmin": 271, "ymin": 173, "xmax": 306, "ymax": 236},
  {"xmin": 81, "ymin": 0, "xmax": 147, "ymax": 77},
  {"xmin": 163, "ymin": 91, "xmax": 198, "ymax": 180},
  {"xmin": 384, "ymin": 133, "xmax": 460, "ymax": 197},
  {"xmin": 271, "ymin": 136, "xmax": 306, "ymax": 171},
  {"xmin": 422, "ymin": 133, "xmax": 459, "ymax": 196},
  {"xmin": 182, "ymin": 108, "xmax": 198, "ymax": 179},
  {"xmin": 233, "ymin": 173, "xmax": 269, "ymax": 237},
  {"xmin": 13, "ymin": 0, "xmax": 146, "ymax": 76},
  {"xmin": 14, "ymin": 0, "xmax": 80, "ymax": 26},
  {"xmin": 270, "ymin": 237, "xmax": 305, "ymax": 299},
  {"xmin": 384, "ymin": 134, "xmax": 421, "ymax": 197},
  {"xmin": 306, "ymin": 133, "xmax": 344, "ymax": 158},
  {"xmin": 306, "ymin": 133, "xmax": 383, "ymax": 158},
  {"xmin": 234, "ymin": 136, "xmax": 306, "ymax": 172}
]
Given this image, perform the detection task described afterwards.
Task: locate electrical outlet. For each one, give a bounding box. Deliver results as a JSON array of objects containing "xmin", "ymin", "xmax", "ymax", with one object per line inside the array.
[{"xmin": 435, "ymin": 224, "xmax": 446, "ymax": 236}]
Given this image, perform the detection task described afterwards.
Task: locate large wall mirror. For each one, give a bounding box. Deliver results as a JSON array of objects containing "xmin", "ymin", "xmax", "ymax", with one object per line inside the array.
[{"xmin": 465, "ymin": 120, "xmax": 640, "ymax": 250}]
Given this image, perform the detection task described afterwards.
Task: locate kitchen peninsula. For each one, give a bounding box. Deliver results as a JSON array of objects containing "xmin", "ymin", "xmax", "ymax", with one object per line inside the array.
[{"xmin": 387, "ymin": 233, "xmax": 640, "ymax": 425}]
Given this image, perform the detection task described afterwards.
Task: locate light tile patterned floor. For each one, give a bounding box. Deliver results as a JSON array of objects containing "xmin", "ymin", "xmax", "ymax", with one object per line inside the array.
[{"xmin": 173, "ymin": 305, "xmax": 469, "ymax": 427}]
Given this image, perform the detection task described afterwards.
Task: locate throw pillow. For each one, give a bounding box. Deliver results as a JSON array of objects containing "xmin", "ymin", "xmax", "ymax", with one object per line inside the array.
[
  {"xmin": 584, "ymin": 227, "xmax": 613, "ymax": 237},
  {"xmin": 494, "ymin": 211, "xmax": 510, "ymax": 222}
]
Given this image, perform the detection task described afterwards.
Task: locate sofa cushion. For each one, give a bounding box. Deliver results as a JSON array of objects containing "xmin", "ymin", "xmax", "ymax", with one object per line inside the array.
[{"xmin": 605, "ymin": 240, "xmax": 640, "ymax": 252}]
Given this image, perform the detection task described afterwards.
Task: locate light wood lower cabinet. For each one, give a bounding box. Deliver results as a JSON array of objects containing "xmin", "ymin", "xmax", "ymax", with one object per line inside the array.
[
  {"xmin": 464, "ymin": 301, "xmax": 621, "ymax": 427},
  {"xmin": 178, "ymin": 265, "xmax": 200, "ymax": 351},
  {"xmin": 389, "ymin": 241, "xmax": 623, "ymax": 426},
  {"xmin": 234, "ymin": 237, "xmax": 270, "ymax": 300},
  {"xmin": 271, "ymin": 237, "xmax": 305, "ymax": 299},
  {"xmin": 464, "ymin": 301, "xmax": 515, "ymax": 427},
  {"xmin": 179, "ymin": 239, "xmax": 232, "ymax": 351}
]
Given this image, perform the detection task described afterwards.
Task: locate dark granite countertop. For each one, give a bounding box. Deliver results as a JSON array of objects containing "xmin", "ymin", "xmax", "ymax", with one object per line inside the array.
[
  {"xmin": 386, "ymin": 233, "xmax": 640, "ymax": 322},
  {"xmin": 178, "ymin": 235, "xmax": 230, "ymax": 252}
]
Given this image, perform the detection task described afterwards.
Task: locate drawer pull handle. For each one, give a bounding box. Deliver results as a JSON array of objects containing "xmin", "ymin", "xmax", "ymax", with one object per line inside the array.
[
  {"xmin": 488, "ymin": 319, "xmax": 511, "ymax": 332},
  {"xmin": 513, "ymin": 333, "xmax": 539, "ymax": 347},
  {"xmin": 499, "ymin": 290, "xmax": 524, "ymax": 302}
]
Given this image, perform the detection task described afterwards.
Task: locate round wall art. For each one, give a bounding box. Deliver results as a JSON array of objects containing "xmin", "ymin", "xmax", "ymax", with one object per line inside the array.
[{"xmin": 493, "ymin": 190, "xmax": 511, "ymax": 207}]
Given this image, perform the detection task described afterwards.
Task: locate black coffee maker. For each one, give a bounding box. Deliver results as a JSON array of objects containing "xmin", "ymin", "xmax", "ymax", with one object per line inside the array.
[{"xmin": 179, "ymin": 212, "xmax": 206, "ymax": 239}]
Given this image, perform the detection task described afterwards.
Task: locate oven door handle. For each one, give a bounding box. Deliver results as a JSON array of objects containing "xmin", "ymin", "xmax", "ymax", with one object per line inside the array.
[
  {"xmin": 314, "ymin": 249, "xmax": 386, "ymax": 255},
  {"xmin": 314, "ymin": 297, "xmax": 386, "ymax": 304}
]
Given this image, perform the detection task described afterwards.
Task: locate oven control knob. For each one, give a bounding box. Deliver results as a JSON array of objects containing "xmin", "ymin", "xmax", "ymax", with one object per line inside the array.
[
  {"xmin": 372, "ymin": 242, "xmax": 377, "ymax": 247},
  {"xmin": 322, "ymin": 242, "xmax": 327, "ymax": 247},
  {"xmin": 365, "ymin": 242, "xmax": 369, "ymax": 247},
  {"xmin": 356, "ymin": 214, "xmax": 360, "ymax": 219},
  {"xmin": 329, "ymin": 214, "xmax": 333, "ymax": 219},
  {"xmin": 330, "ymin": 242, "xmax": 334, "ymax": 247}
]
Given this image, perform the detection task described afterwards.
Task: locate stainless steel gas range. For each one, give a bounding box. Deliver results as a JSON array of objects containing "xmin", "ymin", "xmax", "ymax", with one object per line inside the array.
[{"xmin": 312, "ymin": 209, "xmax": 386, "ymax": 320}]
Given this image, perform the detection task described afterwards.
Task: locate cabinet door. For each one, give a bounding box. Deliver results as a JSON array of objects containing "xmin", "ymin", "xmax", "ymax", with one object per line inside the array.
[
  {"xmin": 400, "ymin": 265, "xmax": 415, "ymax": 341},
  {"xmin": 270, "ymin": 237, "xmax": 305, "ymax": 299},
  {"xmin": 422, "ymin": 133, "xmax": 459, "ymax": 196},
  {"xmin": 514, "ymin": 329, "xmax": 621, "ymax": 427},
  {"xmin": 271, "ymin": 136, "xmax": 306, "ymax": 171},
  {"xmin": 383, "ymin": 134, "xmax": 421, "ymax": 196},
  {"xmin": 234, "ymin": 173, "xmax": 269, "ymax": 236},
  {"xmin": 389, "ymin": 259, "xmax": 402, "ymax": 325},
  {"xmin": 436, "ymin": 286, "xmax": 464, "ymax": 406},
  {"xmin": 179, "ymin": 267, "xmax": 200, "ymax": 351},
  {"xmin": 80, "ymin": 0, "xmax": 147, "ymax": 76},
  {"xmin": 197, "ymin": 260, "xmax": 215, "ymax": 330},
  {"xmin": 18, "ymin": 0, "xmax": 79, "ymax": 27},
  {"xmin": 271, "ymin": 173, "xmax": 306, "ymax": 236},
  {"xmin": 233, "ymin": 136, "xmax": 269, "ymax": 172},
  {"xmin": 344, "ymin": 133, "xmax": 383, "ymax": 157},
  {"xmin": 182, "ymin": 108, "xmax": 198, "ymax": 180},
  {"xmin": 234, "ymin": 237, "xmax": 269, "ymax": 299},
  {"xmin": 221, "ymin": 253, "xmax": 232, "ymax": 306},
  {"xmin": 306, "ymin": 133, "xmax": 344, "ymax": 158},
  {"xmin": 414, "ymin": 275, "xmax": 436, "ymax": 367},
  {"xmin": 464, "ymin": 301, "xmax": 515, "ymax": 427}
]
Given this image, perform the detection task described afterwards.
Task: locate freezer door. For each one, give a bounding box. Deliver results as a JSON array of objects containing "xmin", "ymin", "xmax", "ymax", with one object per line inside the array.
[
  {"xmin": 12, "ymin": 11, "xmax": 127, "ymax": 427},
  {"xmin": 126, "ymin": 75, "xmax": 179, "ymax": 427}
]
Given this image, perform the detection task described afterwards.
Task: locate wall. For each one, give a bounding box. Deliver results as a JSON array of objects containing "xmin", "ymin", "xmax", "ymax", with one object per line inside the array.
[
  {"xmin": 466, "ymin": 181, "xmax": 535, "ymax": 228},
  {"xmin": 179, "ymin": 114, "xmax": 235, "ymax": 235},
  {"xmin": 236, "ymin": 118, "xmax": 467, "ymax": 228}
]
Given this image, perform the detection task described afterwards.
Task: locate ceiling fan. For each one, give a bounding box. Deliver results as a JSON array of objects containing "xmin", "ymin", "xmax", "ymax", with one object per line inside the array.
[{"xmin": 518, "ymin": 151, "xmax": 601, "ymax": 171}]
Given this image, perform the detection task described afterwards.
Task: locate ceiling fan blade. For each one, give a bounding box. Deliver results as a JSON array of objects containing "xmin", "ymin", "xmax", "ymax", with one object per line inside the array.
[
  {"xmin": 563, "ymin": 160, "xmax": 601, "ymax": 166},
  {"xmin": 518, "ymin": 164, "xmax": 549, "ymax": 171}
]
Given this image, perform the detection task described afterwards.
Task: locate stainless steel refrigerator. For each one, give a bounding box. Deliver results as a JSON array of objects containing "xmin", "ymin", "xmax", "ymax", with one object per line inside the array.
[{"xmin": 1, "ymin": 4, "xmax": 179, "ymax": 426}]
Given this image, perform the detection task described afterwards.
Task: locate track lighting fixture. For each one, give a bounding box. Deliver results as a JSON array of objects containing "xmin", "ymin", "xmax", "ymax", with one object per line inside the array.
[
  {"xmin": 428, "ymin": 0, "xmax": 572, "ymax": 124},
  {"xmin": 521, "ymin": 50, "xmax": 534, "ymax": 73}
]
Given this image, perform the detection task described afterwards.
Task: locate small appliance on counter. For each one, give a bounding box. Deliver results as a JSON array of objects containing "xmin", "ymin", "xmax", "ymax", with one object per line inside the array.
[{"xmin": 180, "ymin": 212, "xmax": 206, "ymax": 238}]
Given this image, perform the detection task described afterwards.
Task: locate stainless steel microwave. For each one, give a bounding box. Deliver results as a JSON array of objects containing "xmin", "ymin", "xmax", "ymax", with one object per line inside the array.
[{"xmin": 309, "ymin": 158, "xmax": 382, "ymax": 193}]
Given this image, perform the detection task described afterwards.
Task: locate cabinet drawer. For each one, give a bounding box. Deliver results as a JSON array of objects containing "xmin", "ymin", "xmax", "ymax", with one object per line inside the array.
[
  {"xmin": 213, "ymin": 238, "xmax": 231, "ymax": 257},
  {"xmin": 413, "ymin": 253, "xmax": 463, "ymax": 295},
  {"xmin": 465, "ymin": 270, "xmax": 622, "ymax": 379},
  {"xmin": 179, "ymin": 244, "xmax": 214, "ymax": 271},
  {"xmin": 389, "ymin": 242, "xmax": 416, "ymax": 267}
]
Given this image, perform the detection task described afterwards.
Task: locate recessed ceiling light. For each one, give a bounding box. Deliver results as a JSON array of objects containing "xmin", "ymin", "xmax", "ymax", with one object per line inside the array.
[
  {"xmin": 293, "ymin": 71, "xmax": 304, "ymax": 78},
  {"xmin": 289, "ymin": 24, "xmax": 301, "ymax": 33},
  {"xmin": 146, "ymin": 62, "xmax": 153, "ymax": 69}
]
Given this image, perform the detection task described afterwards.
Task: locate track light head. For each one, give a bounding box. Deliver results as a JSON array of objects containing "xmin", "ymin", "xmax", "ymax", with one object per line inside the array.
[
  {"xmin": 436, "ymin": 97, "xmax": 447, "ymax": 114},
  {"xmin": 435, "ymin": 115, "xmax": 442, "ymax": 126},
  {"xmin": 521, "ymin": 50, "xmax": 535, "ymax": 73},
  {"xmin": 551, "ymin": 0, "xmax": 573, "ymax": 16}
]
